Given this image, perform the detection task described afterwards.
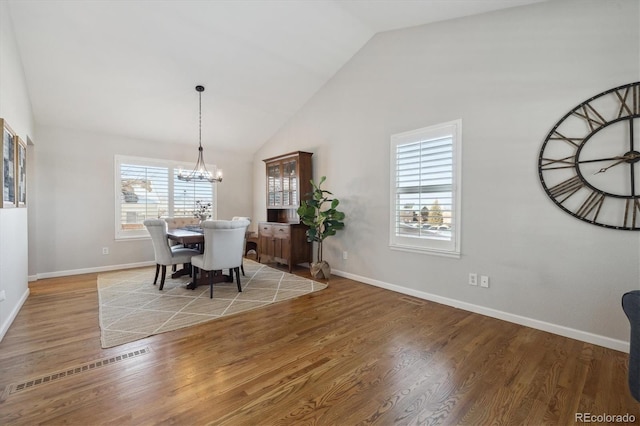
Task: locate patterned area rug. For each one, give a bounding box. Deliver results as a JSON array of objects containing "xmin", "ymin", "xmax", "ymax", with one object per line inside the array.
[{"xmin": 97, "ymin": 259, "xmax": 326, "ymax": 348}]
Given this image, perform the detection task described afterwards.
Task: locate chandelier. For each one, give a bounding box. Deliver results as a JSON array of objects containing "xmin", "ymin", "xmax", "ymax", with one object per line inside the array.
[{"xmin": 177, "ymin": 85, "xmax": 223, "ymax": 183}]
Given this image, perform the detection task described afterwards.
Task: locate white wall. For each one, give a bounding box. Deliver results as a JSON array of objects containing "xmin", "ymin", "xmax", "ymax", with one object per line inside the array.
[
  {"xmin": 253, "ymin": 0, "xmax": 640, "ymax": 350},
  {"xmin": 0, "ymin": 1, "xmax": 32, "ymax": 340},
  {"xmin": 33, "ymin": 124, "xmax": 254, "ymax": 277}
]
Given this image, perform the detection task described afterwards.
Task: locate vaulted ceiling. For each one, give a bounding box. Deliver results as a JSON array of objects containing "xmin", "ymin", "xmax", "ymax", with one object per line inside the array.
[{"xmin": 6, "ymin": 0, "xmax": 546, "ymax": 153}]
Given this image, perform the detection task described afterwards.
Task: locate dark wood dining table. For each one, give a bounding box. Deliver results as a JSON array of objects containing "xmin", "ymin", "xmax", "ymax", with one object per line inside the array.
[
  {"xmin": 166, "ymin": 228, "xmax": 233, "ymax": 289},
  {"xmin": 166, "ymin": 228, "xmax": 205, "ymax": 247}
]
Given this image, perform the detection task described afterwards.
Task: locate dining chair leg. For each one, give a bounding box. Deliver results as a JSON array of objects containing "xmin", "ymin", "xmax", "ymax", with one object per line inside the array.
[
  {"xmin": 159, "ymin": 265, "xmax": 167, "ymax": 290},
  {"xmin": 209, "ymin": 270, "xmax": 214, "ymax": 298},
  {"xmin": 153, "ymin": 264, "xmax": 160, "ymax": 285},
  {"xmin": 235, "ymin": 267, "xmax": 242, "ymax": 292},
  {"xmin": 241, "ymin": 261, "xmax": 245, "ymax": 276},
  {"xmin": 189, "ymin": 265, "xmax": 198, "ymax": 291}
]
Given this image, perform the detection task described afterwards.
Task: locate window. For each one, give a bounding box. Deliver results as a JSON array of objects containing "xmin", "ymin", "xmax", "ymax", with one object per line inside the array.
[
  {"xmin": 115, "ymin": 155, "xmax": 217, "ymax": 239},
  {"xmin": 390, "ymin": 120, "xmax": 461, "ymax": 257}
]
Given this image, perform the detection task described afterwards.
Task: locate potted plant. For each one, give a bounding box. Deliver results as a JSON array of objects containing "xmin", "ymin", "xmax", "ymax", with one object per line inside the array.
[{"xmin": 297, "ymin": 176, "xmax": 345, "ymax": 279}]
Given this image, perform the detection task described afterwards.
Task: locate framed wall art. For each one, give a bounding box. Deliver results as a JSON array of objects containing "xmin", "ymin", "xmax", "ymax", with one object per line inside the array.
[
  {"xmin": 16, "ymin": 136, "xmax": 26, "ymax": 207},
  {"xmin": 0, "ymin": 118, "xmax": 16, "ymax": 208}
]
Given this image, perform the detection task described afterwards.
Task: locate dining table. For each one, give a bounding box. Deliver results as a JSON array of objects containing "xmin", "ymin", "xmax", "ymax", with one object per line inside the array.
[
  {"xmin": 166, "ymin": 227, "xmax": 206, "ymax": 247},
  {"xmin": 166, "ymin": 227, "xmax": 233, "ymax": 289}
]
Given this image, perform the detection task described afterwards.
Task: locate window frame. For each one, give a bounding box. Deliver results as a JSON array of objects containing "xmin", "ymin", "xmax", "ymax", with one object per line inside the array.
[
  {"xmin": 389, "ymin": 119, "xmax": 462, "ymax": 258},
  {"xmin": 114, "ymin": 154, "xmax": 217, "ymax": 240}
]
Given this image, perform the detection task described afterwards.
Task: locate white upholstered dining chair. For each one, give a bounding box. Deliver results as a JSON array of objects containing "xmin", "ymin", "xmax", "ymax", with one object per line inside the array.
[
  {"xmin": 232, "ymin": 216, "xmax": 251, "ymax": 275},
  {"xmin": 165, "ymin": 216, "xmax": 201, "ymax": 231},
  {"xmin": 191, "ymin": 219, "xmax": 250, "ymax": 298},
  {"xmin": 143, "ymin": 219, "xmax": 201, "ymax": 290},
  {"xmin": 165, "ymin": 216, "xmax": 202, "ymax": 263}
]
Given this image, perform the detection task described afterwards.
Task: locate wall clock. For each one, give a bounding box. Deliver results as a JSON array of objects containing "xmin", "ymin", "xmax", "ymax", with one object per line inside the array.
[{"xmin": 538, "ymin": 81, "xmax": 640, "ymax": 230}]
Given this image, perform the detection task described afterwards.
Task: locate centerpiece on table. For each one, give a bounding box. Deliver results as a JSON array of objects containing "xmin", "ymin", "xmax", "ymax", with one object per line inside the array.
[
  {"xmin": 297, "ymin": 176, "xmax": 345, "ymax": 280},
  {"xmin": 194, "ymin": 200, "xmax": 212, "ymax": 224}
]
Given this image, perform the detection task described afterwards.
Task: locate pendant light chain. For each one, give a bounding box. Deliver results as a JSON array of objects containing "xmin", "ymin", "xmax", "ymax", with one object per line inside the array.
[
  {"xmin": 177, "ymin": 85, "xmax": 223, "ymax": 183},
  {"xmin": 198, "ymin": 88, "xmax": 202, "ymax": 149}
]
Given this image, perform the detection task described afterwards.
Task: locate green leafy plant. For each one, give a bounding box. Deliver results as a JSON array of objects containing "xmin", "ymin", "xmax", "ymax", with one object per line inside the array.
[{"xmin": 297, "ymin": 176, "xmax": 345, "ymax": 264}]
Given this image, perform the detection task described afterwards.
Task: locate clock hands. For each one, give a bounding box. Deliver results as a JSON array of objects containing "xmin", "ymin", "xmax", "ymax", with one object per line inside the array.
[
  {"xmin": 576, "ymin": 151, "xmax": 640, "ymax": 175},
  {"xmin": 594, "ymin": 158, "xmax": 629, "ymax": 175},
  {"xmin": 575, "ymin": 120, "xmax": 640, "ymax": 176},
  {"xmin": 577, "ymin": 155, "xmax": 630, "ymax": 164}
]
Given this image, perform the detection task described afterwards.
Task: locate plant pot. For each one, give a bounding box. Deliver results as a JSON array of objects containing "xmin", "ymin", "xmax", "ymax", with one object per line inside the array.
[{"xmin": 310, "ymin": 261, "xmax": 331, "ymax": 280}]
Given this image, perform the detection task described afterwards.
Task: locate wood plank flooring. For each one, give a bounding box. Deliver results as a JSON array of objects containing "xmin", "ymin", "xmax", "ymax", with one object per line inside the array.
[{"xmin": 0, "ymin": 263, "xmax": 638, "ymax": 425}]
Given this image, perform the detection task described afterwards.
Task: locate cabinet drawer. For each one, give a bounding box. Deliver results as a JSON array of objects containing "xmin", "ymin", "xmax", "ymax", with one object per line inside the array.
[
  {"xmin": 273, "ymin": 224, "xmax": 291, "ymax": 238},
  {"xmin": 258, "ymin": 223, "xmax": 273, "ymax": 237}
]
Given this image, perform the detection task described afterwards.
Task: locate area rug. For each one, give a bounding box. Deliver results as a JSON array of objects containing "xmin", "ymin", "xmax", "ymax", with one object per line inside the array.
[{"xmin": 97, "ymin": 259, "xmax": 326, "ymax": 348}]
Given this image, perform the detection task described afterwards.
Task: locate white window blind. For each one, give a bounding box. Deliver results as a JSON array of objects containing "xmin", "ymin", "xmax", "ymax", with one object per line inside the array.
[
  {"xmin": 115, "ymin": 155, "xmax": 216, "ymax": 239},
  {"xmin": 390, "ymin": 120, "xmax": 461, "ymax": 257},
  {"xmin": 174, "ymin": 178, "xmax": 213, "ymax": 217}
]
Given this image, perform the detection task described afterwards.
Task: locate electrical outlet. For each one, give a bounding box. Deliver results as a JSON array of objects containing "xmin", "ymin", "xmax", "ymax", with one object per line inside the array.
[
  {"xmin": 469, "ymin": 273, "xmax": 477, "ymax": 286},
  {"xmin": 0, "ymin": 290, "xmax": 5, "ymax": 301},
  {"xmin": 343, "ymin": 251, "xmax": 348, "ymax": 260},
  {"xmin": 480, "ymin": 275, "xmax": 489, "ymax": 288},
  {"xmin": 102, "ymin": 247, "xmax": 109, "ymax": 255}
]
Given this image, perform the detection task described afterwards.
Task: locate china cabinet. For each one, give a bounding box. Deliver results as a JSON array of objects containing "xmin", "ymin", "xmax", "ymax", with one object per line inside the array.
[{"xmin": 258, "ymin": 151, "xmax": 312, "ymax": 271}]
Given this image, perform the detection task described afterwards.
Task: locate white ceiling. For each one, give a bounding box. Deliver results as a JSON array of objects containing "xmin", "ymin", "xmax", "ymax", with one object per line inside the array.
[{"xmin": 6, "ymin": 0, "xmax": 546, "ymax": 153}]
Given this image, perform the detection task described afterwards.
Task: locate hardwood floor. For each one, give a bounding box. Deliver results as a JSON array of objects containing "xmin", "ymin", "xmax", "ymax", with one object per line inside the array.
[{"xmin": 0, "ymin": 262, "xmax": 637, "ymax": 425}]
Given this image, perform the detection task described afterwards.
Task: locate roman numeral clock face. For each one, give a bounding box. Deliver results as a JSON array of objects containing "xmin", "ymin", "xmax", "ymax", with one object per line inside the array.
[{"xmin": 538, "ymin": 82, "xmax": 640, "ymax": 230}]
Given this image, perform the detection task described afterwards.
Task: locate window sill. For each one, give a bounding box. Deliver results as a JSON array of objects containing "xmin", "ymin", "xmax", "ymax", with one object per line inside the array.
[{"xmin": 389, "ymin": 244, "xmax": 460, "ymax": 259}]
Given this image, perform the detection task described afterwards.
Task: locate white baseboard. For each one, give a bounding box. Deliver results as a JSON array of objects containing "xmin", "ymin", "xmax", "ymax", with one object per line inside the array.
[
  {"xmin": 0, "ymin": 287, "xmax": 29, "ymax": 342},
  {"xmin": 331, "ymin": 268, "xmax": 630, "ymax": 353},
  {"xmin": 36, "ymin": 261, "xmax": 156, "ymax": 280}
]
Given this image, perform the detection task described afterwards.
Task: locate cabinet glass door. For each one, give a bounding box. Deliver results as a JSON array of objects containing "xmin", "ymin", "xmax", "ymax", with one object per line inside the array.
[
  {"xmin": 282, "ymin": 159, "xmax": 297, "ymax": 207},
  {"xmin": 267, "ymin": 163, "xmax": 282, "ymax": 206}
]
